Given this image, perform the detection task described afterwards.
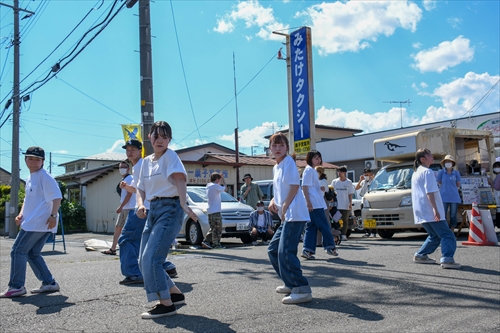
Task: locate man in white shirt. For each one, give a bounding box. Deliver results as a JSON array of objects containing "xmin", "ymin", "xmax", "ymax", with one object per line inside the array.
[
  {"xmin": 331, "ymin": 166, "xmax": 354, "ymax": 241},
  {"xmin": 202, "ymin": 172, "xmax": 226, "ymax": 249}
]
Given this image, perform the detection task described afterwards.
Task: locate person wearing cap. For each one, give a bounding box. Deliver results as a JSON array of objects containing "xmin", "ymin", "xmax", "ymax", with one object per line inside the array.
[
  {"xmin": 0, "ymin": 147, "xmax": 62, "ymax": 298},
  {"xmin": 436, "ymin": 155, "xmax": 462, "ymax": 230},
  {"xmin": 248, "ymin": 201, "xmax": 274, "ymax": 245},
  {"xmin": 331, "ymin": 165, "xmax": 354, "ymax": 241},
  {"xmin": 412, "ymin": 149, "xmax": 461, "ymax": 269},
  {"xmin": 240, "ymin": 173, "xmax": 264, "ymax": 209}
]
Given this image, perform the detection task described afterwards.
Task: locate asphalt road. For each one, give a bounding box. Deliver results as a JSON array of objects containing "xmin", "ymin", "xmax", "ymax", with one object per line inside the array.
[{"xmin": 1, "ymin": 230, "xmax": 499, "ymax": 333}]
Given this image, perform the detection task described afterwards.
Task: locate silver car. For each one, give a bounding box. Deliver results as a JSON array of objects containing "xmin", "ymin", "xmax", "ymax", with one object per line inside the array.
[{"xmin": 177, "ymin": 186, "xmax": 254, "ymax": 245}]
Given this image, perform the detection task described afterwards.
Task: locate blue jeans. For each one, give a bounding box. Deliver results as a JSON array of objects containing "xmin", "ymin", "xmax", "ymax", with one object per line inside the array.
[
  {"xmin": 9, "ymin": 229, "xmax": 55, "ymax": 289},
  {"xmin": 415, "ymin": 220, "xmax": 457, "ymax": 263},
  {"xmin": 139, "ymin": 197, "xmax": 183, "ymax": 302},
  {"xmin": 443, "ymin": 202, "xmax": 458, "ymax": 228},
  {"xmin": 118, "ymin": 209, "xmax": 147, "ymax": 280},
  {"xmin": 303, "ymin": 208, "xmax": 335, "ymax": 254},
  {"xmin": 268, "ymin": 221, "xmax": 311, "ymax": 294}
]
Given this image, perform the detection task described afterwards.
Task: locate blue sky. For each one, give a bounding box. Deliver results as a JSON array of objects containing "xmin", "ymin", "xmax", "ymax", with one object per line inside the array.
[{"xmin": 1, "ymin": 0, "xmax": 499, "ymax": 180}]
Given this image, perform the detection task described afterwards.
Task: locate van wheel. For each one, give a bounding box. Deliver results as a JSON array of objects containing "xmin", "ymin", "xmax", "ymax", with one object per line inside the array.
[
  {"xmin": 240, "ymin": 234, "xmax": 252, "ymax": 244},
  {"xmin": 377, "ymin": 229, "xmax": 395, "ymax": 239},
  {"xmin": 187, "ymin": 221, "xmax": 203, "ymax": 245}
]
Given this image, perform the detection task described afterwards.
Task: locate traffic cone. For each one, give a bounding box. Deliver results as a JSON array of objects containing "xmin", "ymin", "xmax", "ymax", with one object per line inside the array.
[{"xmin": 462, "ymin": 202, "xmax": 496, "ymax": 246}]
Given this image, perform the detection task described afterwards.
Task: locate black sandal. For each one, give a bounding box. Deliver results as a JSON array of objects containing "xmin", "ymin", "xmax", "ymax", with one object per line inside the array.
[{"xmin": 101, "ymin": 248, "xmax": 116, "ymax": 255}]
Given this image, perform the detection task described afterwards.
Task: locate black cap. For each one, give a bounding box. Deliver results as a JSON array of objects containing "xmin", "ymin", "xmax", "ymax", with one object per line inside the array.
[
  {"xmin": 256, "ymin": 200, "xmax": 265, "ymax": 206},
  {"xmin": 242, "ymin": 173, "xmax": 253, "ymax": 181},
  {"xmin": 122, "ymin": 139, "xmax": 142, "ymax": 150},
  {"xmin": 338, "ymin": 165, "xmax": 347, "ymax": 172},
  {"xmin": 23, "ymin": 146, "xmax": 45, "ymax": 159}
]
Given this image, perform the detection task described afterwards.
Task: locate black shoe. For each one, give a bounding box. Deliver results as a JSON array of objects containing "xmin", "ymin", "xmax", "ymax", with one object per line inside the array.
[
  {"xmin": 166, "ymin": 268, "xmax": 178, "ymax": 278},
  {"xmin": 119, "ymin": 277, "xmax": 143, "ymax": 285},
  {"xmin": 141, "ymin": 303, "xmax": 176, "ymax": 319},
  {"xmin": 170, "ymin": 293, "xmax": 185, "ymax": 305}
]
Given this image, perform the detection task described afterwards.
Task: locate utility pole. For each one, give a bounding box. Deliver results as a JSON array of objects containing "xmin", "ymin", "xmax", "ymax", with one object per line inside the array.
[
  {"xmin": 383, "ymin": 99, "xmax": 411, "ymax": 129},
  {"xmin": 0, "ymin": 1, "xmax": 35, "ymax": 238},
  {"xmin": 233, "ymin": 53, "xmax": 240, "ymax": 197},
  {"xmin": 127, "ymin": 0, "xmax": 154, "ymax": 155}
]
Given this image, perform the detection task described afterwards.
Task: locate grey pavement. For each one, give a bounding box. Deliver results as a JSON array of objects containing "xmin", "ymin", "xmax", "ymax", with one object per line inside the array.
[{"xmin": 1, "ymin": 230, "xmax": 499, "ymax": 333}]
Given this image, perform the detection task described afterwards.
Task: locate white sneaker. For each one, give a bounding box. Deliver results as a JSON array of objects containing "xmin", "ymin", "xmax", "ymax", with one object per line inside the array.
[
  {"xmin": 341, "ymin": 235, "xmax": 348, "ymax": 241},
  {"xmin": 369, "ymin": 233, "xmax": 377, "ymax": 238},
  {"xmin": 275, "ymin": 286, "xmax": 292, "ymax": 294},
  {"xmin": 441, "ymin": 261, "xmax": 462, "ymax": 269},
  {"xmin": 263, "ymin": 240, "xmax": 270, "ymax": 245},
  {"xmin": 413, "ymin": 256, "xmax": 436, "ymax": 264},
  {"xmin": 31, "ymin": 281, "xmax": 60, "ymax": 293},
  {"xmin": 252, "ymin": 241, "xmax": 258, "ymax": 246},
  {"xmin": 282, "ymin": 292, "xmax": 313, "ymax": 304}
]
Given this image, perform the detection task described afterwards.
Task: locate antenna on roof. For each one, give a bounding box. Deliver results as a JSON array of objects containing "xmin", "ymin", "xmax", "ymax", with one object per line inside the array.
[{"xmin": 383, "ymin": 99, "xmax": 411, "ymax": 129}]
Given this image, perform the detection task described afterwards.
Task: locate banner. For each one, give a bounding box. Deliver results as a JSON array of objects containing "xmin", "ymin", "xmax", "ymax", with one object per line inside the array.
[{"xmin": 121, "ymin": 124, "xmax": 144, "ymax": 157}]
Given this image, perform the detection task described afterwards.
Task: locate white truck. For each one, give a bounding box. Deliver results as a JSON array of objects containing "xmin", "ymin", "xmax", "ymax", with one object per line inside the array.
[{"xmin": 361, "ymin": 127, "xmax": 496, "ymax": 238}]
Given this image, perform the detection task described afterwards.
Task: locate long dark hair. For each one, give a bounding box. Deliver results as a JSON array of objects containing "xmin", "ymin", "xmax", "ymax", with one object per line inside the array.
[{"xmin": 414, "ymin": 148, "xmax": 431, "ymax": 170}]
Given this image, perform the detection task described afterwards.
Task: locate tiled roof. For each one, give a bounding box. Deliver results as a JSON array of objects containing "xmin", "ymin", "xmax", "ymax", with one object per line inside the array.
[{"xmin": 196, "ymin": 153, "xmax": 339, "ymax": 169}]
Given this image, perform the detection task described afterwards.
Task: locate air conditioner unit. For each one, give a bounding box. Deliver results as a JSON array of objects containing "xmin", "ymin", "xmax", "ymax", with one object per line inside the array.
[{"xmin": 364, "ymin": 160, "xmax": 376, "ymax": 170}]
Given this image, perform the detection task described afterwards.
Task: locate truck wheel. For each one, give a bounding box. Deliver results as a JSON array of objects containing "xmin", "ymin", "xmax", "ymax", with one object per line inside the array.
[
  {"xmin": 240, "ymin": 234, "xmax": 252, "ymax": 244},
  {"xmin": 377, "ymin": 229, "xmax": 395, "ymax": 239},
  {"xmin": 187, "ymin": 221, "xmax": 203, "ymax": 245}
]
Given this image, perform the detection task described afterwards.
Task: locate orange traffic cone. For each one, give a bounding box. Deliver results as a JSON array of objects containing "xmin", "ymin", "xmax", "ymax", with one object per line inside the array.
[{"xmin": 462, "ymin": 202, "xmax": 496, "ymax": 246}]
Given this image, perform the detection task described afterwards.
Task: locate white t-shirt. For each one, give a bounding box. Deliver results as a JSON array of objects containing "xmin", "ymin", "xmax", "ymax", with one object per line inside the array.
[
  {"xmin": 21, "ymin": 168, "xmax": 62, "ymax": 233},
  {"xmin": 319, "ymin": 179, "xmax": 329, "ymax": 193},
  {"xmin": 131, "ymin": 158, "xmax": 149, "ymax": 209},
  {"xmin": 273, "ymin": 155, "xmax": 310, "ymax": 222},
  {"xmin": 411, "ymin": 165, "xmax": 445, "ymax": 224},
  {"xmin": 206, "ymin": 182, "xmax": 225, "ymax": 214},
  {"xmin": 121, "ymin": 174, "xmax": 136, "ymax": 210},
  {"xmin": 257, "ymin": 214, "xmax": 265, "ymax": 228},
  {"xmin": 331, "ymin": 178, "xmax": 354, "ymax": 210},
  {"xmin": 136, "ymin": 149, "xmax": 187, "ymax": 202},
  {"xmin": 302, "ymin": 165, "xmax": 327, "ymax": 210}
]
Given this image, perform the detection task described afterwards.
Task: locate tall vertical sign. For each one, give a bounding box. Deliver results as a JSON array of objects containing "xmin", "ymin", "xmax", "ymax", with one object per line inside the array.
[{"xmin": 288, "ymin": 27, "xmax": 315, "ymax": 155}]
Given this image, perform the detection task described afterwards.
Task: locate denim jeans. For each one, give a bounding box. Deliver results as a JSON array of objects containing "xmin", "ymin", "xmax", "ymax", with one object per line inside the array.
[
  {"xmin": 9, "ymin": 229, "xmax": 55, "ymax": 289},
  {"xmin": 118, "ymin": 209, "xmax": 147, "ymax": 279},
  {"xmin": 268, "ymin": 221, "xmax": 311, "ymax": 294},
  {"xmin": 415, "ymin": 220, "xmax": 457, "ymax": 263},
  {"xmin": 443, "ymin": 202, "xmax": 458, "ymax": 228},
  {"xmin": 139, "ymin": 197, "xmax": 183, "ymax": 302},
  {"xmin": 303, "ymin": 208, "xmax": 335, "ymax": 254}
]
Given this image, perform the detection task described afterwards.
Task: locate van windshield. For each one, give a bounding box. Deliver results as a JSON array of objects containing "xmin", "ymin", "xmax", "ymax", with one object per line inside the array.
[
  {"xmin": 371, "ymin": 163, "xmax": 442, "ymax": 191},
  {"xmin": 371, "ymin": 165, "xmax": 413, "ymax": 190}
]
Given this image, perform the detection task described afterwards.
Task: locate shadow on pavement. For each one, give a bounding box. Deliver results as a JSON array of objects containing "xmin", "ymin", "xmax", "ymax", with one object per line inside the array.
[
  {"xmin": 154, "ymin": 313, "xmax": 236, "ymax": 333},
  {"xmin": 298, "ymin": 297, "xmax": 384, "ymax": 321},
  {"xmin": 11, "ymin": 294, "xmax": 75, "ymax": 315}
]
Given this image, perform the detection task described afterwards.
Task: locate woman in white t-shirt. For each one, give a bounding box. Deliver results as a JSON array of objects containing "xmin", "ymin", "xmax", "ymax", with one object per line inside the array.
[
  {"xmin": 135, "ymin": 121, "xmax": 198, "ymax": 319},
  {"xmin": 301, "ymin": 151, "xmax": 338, "ymax": 259},
  {"xmin": 267, "ymin": 133, "xmax": 312, "ymax": 305}
]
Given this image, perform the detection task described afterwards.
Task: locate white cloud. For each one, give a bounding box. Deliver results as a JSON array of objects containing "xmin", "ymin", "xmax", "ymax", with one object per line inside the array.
[
  {"xmin": 412, "ymin": 42, "xmax": 422, "ymax": 49},
  {"xmin": 219, "ymin": 121, "xmax": 281, "ymax": 151},
  {"xmin": 53, "ymin": 150, "xmax": 68, "ymax": 154},
  {"xmin": 422, "ymin": 0, "xmax": 437, "ymax": 11},
  {"xmin": 297, "ymin": 1, "xmax": 422, "ymax": 55},
  {"xmin": 447, "ymin": 17, "xmax": 462, "ymax": 29},
  {"xmin": 214, "ymin": 0, "xmax": 288, "ymax": 40},
  {"xmin": 108, "ymin": 140, "xmax": 124, "ymax": 153},
  {"xmin": 316, "ymin": 72, "xmax": 499, "ymax": 133},
  {"xmin": 421, "ymin": 72, "xmax": 500, "ymax": 123},
  {"xmin": 411, "ymin": 36, "xmax": 474, "ymax": 73}
]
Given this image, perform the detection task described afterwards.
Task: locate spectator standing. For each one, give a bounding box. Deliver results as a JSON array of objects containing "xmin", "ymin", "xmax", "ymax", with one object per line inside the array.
[
  {"xmin": 267, "ymin": 133, "xmax": 312, "ymax": 304},
  {"xmin": 201, "ymin": 172, "xmax": 226, "ymax": 249},
  {"xmin": 487, "ymin": 161, "xmax": 500, "ymax": 229},
  {"xmin": 331, "ymin": 166, "xmax": 354, "ymax": 241},
  {"xmin": 102, "ymin": 160, "xmax": 134, "ymax": 255},
  {"xmin": 248, "ymin": 200, "xmax": 274, "ymax": 245},
  {"xmin": 240, "ymin": 174, "xmax": 264, "ymax": 209},
  {"xmin": 136, "ymin": 121, "xmax": 198, "ymax": 319},
  {"xmin": 301, "ymin": 150, "xmax": 338, "ymax": 259},
  {"xmin": 315, "ymin": 166, "xmax": 331, "ymax": 222},
  {"xmin": 412, "ymin": 149, "xmax": 461, "ymax": 269},
  {"xmin": 436, "ymin": 155, "xmax": 462, "ymax": 230},
  {"xmin": 356, "ymin": 168, "xmax": 375, "ymax": 238},
  {"xmin": 0, "ymin": 147, "xmax": 62, "ymax": 298}
]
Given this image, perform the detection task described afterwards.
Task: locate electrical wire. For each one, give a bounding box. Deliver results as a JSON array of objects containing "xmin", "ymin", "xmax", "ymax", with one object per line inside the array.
[
  {"xmin": 19, "ymin": 0, "xmax": 104, "ymax": 86},
  {"xmin": 169, "ymin": 0, "xmax": 203, "ymax": 144},
  {"xmin": 177, "ymin": 50, "xmax": 279, "ymax": 144},
  {"xmin": 18, "ymin": 0, "xmax": 126, "ymax": 98},
  {"xmin": 452, "ymin": 78, "xmax": 500, "ymax": 125}
]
